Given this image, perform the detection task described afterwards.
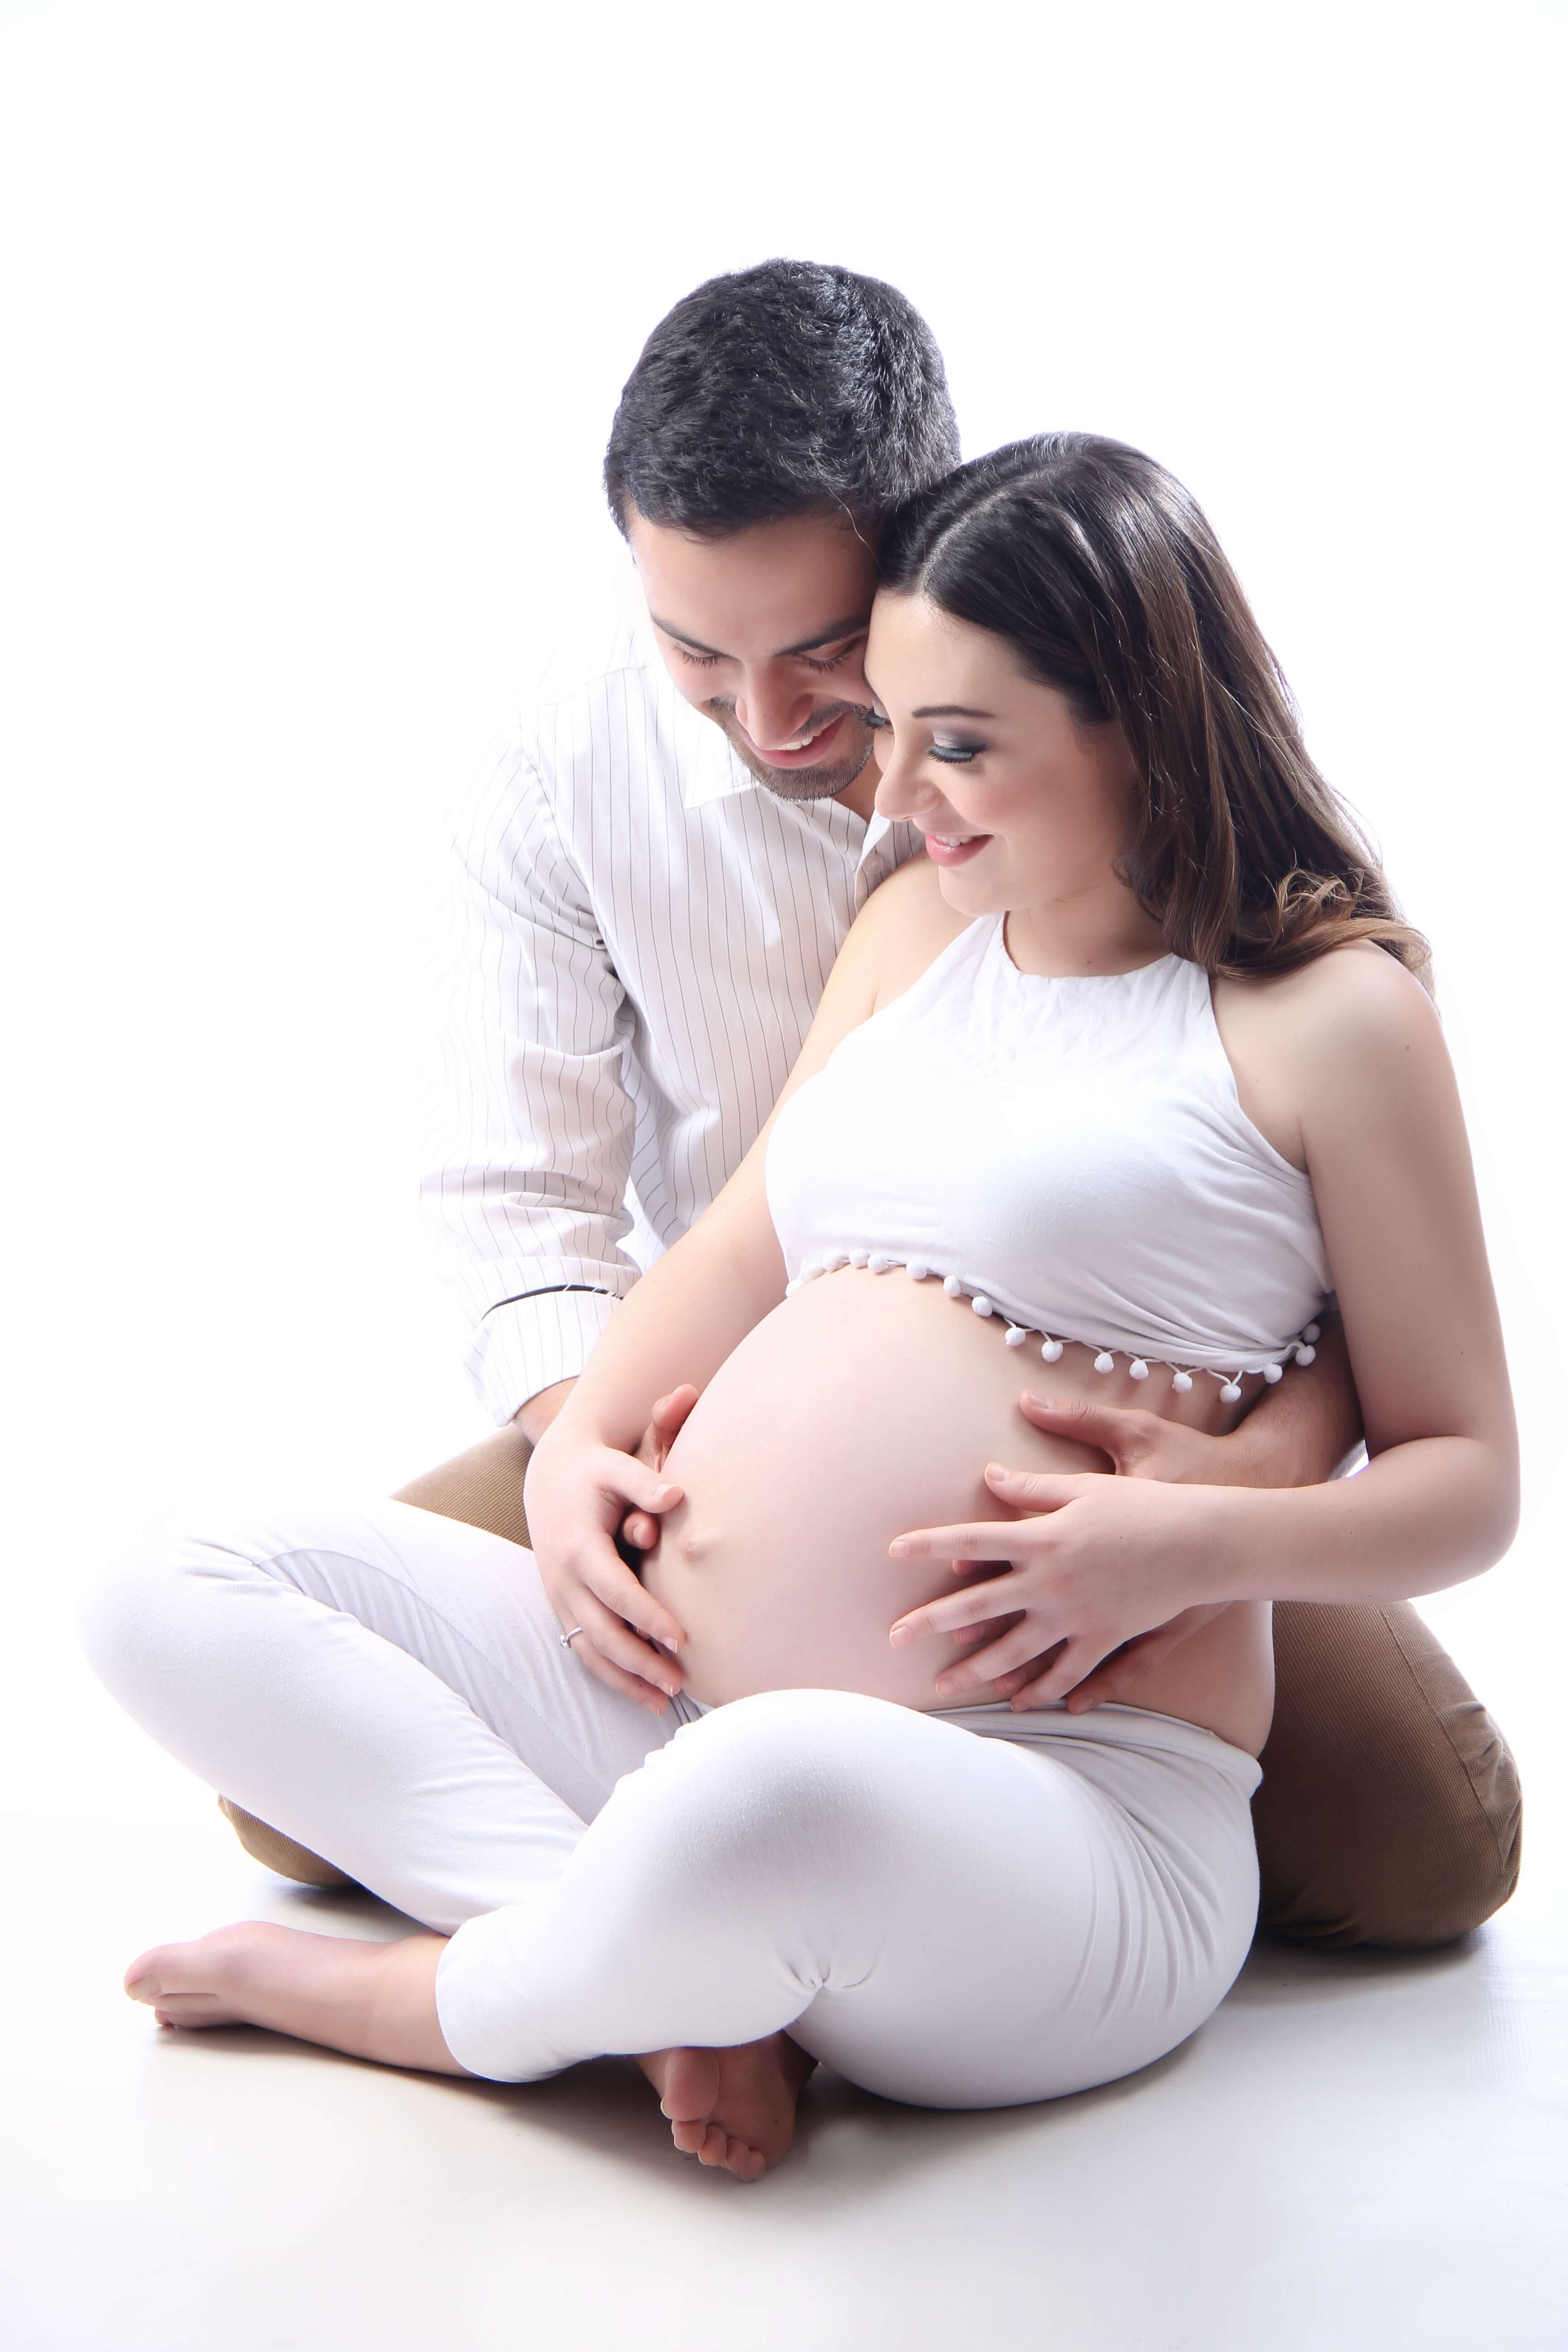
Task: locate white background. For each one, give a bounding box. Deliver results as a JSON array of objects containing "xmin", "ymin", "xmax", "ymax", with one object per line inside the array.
[{"xmin": 1, "ymin": 0, "xmax": 1564, "ymax": 1886}]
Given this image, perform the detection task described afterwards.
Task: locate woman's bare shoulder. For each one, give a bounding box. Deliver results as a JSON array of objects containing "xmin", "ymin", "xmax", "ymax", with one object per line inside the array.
[
  {"xmin": 847, "ymin": 853, "xmax": 974, "ymax": 1004},
  {"xmin": 1213, "ymin": 943, "xmax": 1446, "ymax": 1168},
  {"xmin": 1219, "ymin": 941, "xmax": 1438, "ymax": 1055}
]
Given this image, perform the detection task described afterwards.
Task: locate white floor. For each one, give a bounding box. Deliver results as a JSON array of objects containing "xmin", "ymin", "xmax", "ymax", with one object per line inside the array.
[{"xmin": 4, "ymin": 1805, "xmax": 1563, "ymax": 2352}]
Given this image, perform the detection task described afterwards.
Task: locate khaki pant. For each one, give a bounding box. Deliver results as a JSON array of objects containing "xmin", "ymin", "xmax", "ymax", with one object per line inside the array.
[{"xmin": 222, "ymin": 1426, "xmax": 1523, "ymax": 1950}]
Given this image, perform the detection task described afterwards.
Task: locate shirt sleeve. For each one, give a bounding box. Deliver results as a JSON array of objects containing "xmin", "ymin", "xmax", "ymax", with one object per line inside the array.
[{"xmin": 422, "ymin": 729, "xmax": 642, "ymax": 1424}]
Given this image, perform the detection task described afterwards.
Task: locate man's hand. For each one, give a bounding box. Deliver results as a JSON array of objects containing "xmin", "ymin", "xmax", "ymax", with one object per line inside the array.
[
  {"xmin": 1018, "ymin": 1313, "xmax": 1362, "ymax": 1492},
  {"xmin": 1015, "ymin": 1391, "xmax": 1259, "ymax": 1487}
]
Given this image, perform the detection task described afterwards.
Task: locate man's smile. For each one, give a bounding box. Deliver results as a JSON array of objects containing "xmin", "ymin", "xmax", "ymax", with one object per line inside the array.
[
  {"xmin": 728, "ymin": 710, "xmax": 854, "ymax": 769},
  {"xmin": 703, "ymin": 699, "xmax": 876, "ymax": 803}
]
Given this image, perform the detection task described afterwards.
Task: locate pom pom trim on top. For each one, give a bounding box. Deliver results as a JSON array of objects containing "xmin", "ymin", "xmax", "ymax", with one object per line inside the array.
[{"xmin": 782, "ymin": 1250, "xmax": 1323, "ymax": 1402}]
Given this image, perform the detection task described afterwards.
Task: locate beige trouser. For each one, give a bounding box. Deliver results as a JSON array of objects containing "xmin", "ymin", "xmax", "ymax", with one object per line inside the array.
[{"xmin": 220, "ymin": 1425, "xmax": 1521, "ymax": 1950}]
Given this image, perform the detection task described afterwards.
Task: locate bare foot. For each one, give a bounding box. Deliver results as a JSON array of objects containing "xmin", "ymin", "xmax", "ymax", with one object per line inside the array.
[
  {"xmin": 637, "ymin": 2034, "xmax": 816, "ymax": 2180},
  {"xmin": 125, "ymin": 1922, "xmax": 466, "ymax": 2074},
  {"xmin": 127, "ymin": 1923, "xmax": 270, "ymax": 2028}
]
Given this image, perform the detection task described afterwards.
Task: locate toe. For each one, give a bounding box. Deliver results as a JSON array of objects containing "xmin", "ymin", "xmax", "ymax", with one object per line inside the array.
[
  {"xmin": 124, "ymin": 1944, "xmax": 174, "ymax": 1999},
  {"xmin": 146, "ymin": 1990, "xmax": 235, "ymax": 2028},
  {"xmin": 659, "ymin": 2048, "xmax": 721, "ymax": 2126}
]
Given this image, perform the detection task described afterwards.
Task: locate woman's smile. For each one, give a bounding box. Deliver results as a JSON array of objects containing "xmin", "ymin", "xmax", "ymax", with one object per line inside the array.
[
  {"xmin": 864, "ymin": 592, "xmax": 1168, "ymax": 976},
  {"xmin": 920, "ymin": 828, "xmax": 991, "ymax": 867}
]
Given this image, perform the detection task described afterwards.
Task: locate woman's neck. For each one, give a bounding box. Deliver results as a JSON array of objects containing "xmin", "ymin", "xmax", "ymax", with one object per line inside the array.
[{"xmin": 1004, "ymin": 886, "xmax": 1167, "ymax": 979}]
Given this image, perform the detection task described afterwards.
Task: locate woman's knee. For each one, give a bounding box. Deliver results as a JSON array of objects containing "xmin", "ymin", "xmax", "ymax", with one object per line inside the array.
[
  {"xmin": 80, "ymin": 1529, "xmax": 270, "ymax": 1713},
  {"xmin": 80, "ymin": 1540, "xmax": 190, "ymax": 1697},
  {"xmin": 627, "ymin": 1689, "xmax": 930, "ymax": 1880}
]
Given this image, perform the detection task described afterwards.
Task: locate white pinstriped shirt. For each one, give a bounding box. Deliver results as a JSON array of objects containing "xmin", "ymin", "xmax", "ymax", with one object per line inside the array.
[{"xmin": 426, "ymin": 612, "xmax": 924, "ymax": 1423}]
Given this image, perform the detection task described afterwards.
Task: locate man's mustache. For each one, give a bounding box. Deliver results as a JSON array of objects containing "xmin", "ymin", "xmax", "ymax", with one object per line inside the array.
[{"xmin": 706, "ymin": 696, "xmax": 870, "ymax": 748}]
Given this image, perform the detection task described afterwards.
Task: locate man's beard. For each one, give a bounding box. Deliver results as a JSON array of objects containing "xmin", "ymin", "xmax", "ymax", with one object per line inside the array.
[{"xmin": 704, "ymin": 698, "xmax": 876, "ymax": 805}]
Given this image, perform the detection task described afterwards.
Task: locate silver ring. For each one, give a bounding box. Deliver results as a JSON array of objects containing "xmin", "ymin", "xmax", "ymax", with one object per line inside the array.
[{"xmin": 559, "ymin": 1627, "xmax": 584, "ymax": 1650}]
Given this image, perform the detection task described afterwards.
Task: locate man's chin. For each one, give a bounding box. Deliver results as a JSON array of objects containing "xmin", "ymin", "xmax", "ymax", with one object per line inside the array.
[{"xmin": 722, "ymin": 727, "xmax": 875, "ymax": 806}]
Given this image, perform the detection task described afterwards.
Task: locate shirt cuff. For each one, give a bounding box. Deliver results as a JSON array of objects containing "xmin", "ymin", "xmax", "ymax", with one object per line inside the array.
[{"xmin": 466, "ymin": 1289, "xmax": 623, "ymax": 1426}]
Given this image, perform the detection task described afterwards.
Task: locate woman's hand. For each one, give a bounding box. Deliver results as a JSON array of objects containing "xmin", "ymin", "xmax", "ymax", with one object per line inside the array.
[
  {"xmin": 523, "ymin": 1400, "xmax": 698, "ymax": 1713},
  {"xmin": 1002, "ymin": 1600, "xmax": 1235, "ymax": 1711},
  {"xmin": 620, "ymin": 1386, "xmax": 701, "ymax": 1554},
  {"xmin": 977, "ymin": 1391, "xmax": 1279, "ymax": 1706},
  {"xmin": 887, "ymin": 1466, "xmax": 1240, "ymax": 1709}
]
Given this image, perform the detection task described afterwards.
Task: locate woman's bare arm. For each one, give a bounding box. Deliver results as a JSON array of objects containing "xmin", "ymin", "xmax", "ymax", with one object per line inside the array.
[
  {"xmin": 890, "ymin": 946, "xmax": 1519, "ymax": 1702},
  {"xmin": 523, "ymin": 859, "xmax": 961, "ymax": 1703},
  {"xmin": 1227, "ymin": 941, "xmax": 1518, "ymax": 1585}
]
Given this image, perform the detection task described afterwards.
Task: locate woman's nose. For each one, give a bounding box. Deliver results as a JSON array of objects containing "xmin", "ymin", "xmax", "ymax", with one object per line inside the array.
[{"xmin": 873, "ymin": 744, "xmax": 937, "ymax": 821}]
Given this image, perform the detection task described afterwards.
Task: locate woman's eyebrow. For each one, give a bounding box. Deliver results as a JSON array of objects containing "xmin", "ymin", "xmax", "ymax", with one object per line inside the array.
[{"xmin": 913, "ymin": 704, "xmax": 995, "ymax": 720}]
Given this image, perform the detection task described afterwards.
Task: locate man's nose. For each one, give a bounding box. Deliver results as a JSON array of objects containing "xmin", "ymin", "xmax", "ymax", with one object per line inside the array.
[{"xmin": 733, "ymin": 670, "xmax": 816, "ymax": 750}]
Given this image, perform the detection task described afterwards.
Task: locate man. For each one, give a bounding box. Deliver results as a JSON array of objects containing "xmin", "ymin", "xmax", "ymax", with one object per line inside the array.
[{"xmin": 230, "ymin": 259, "xmax": 1519, "ymax": 1945}]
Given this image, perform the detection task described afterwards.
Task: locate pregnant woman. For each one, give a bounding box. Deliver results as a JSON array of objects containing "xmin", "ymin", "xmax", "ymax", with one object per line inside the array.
[{"xmin": 92, "ymin": 436, "xmax": 1517, "ymax": 2180}]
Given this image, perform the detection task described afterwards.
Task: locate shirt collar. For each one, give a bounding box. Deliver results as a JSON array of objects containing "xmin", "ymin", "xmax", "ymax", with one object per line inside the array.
[
  {"xmin": 659, "ymin": 650, "xmax": 892, "ymax": 854},
  {"xmin": 858, "ymin": 809, "xmax": 895, "ymax": 868},
  {"xmin": 684, "ymin": 744, "xmax": 894, "ymax": 873},
  {"xmin": 681, "ymin": 735, "xmax": 760, "ymax": 811}
]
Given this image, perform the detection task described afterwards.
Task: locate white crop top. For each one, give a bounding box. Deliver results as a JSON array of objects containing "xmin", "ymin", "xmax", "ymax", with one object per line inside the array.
[{"xmin": 765, "ymin": 914, "xmax": 1332, "ymax": 1398}]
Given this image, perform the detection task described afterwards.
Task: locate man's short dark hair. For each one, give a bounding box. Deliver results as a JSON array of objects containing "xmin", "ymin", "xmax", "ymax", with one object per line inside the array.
[{"xmin": 604, "ymin": 260, "xmax": 960, "ymax": 539}]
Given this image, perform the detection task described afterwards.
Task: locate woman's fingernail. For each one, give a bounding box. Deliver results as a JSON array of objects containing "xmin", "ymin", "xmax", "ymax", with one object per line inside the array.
[
  {"xmin": 985, "ymin": 1463, "xmax": 1009, "ymax": 1480},
  {"xmin": 889, "ymin": 1625, "xmax": 912, "ymax": 1646}
]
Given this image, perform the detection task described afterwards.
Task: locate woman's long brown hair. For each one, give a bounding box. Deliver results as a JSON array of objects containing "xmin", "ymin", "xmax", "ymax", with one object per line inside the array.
[{"xmin": 878, "ymin": 434, "xmax": 1429, "ymax": 985}]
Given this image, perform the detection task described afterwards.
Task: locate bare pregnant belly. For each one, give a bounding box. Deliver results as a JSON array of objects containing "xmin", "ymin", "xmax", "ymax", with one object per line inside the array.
[{"xmin": 643, "ymin": 1269, "xmax": 1275, "ymax": 1754}]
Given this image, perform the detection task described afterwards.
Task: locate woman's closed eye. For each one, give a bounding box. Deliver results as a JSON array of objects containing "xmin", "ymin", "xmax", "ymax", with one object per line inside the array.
[{"xmin": 862, "ymin": 709, "xmax": 983, "ymax": 765}]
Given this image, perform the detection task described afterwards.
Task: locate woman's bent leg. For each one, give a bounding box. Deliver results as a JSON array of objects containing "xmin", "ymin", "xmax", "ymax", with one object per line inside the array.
[
  {"xmin": 80, "ymin": 1499, "xmax": 677, "ymax": 1930},
  {"xmin": 436, "ymin": 1691, "xmax": 1260, "ymax": 2108}
]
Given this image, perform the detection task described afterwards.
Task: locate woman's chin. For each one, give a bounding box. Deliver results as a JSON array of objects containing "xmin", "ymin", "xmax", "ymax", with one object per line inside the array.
[{"xmin": 929, "ymin": 859, "xmax": 1007, "ymax": 916}]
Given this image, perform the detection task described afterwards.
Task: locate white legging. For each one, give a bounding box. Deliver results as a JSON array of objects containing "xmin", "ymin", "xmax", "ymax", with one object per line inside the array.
[{"xmin": 82, "ymin": 1499, "xmax": 1260, "ymax": 2106}]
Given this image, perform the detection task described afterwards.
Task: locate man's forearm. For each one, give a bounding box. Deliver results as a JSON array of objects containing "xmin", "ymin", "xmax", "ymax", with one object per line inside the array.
[
  {"xmin": 514, "ymin": 1378, "xmax": 578, "ymax": 1448},
  {"xmin": 1211, "ymin": 1313, "xmax": 1362, "ymax": 1489}
]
